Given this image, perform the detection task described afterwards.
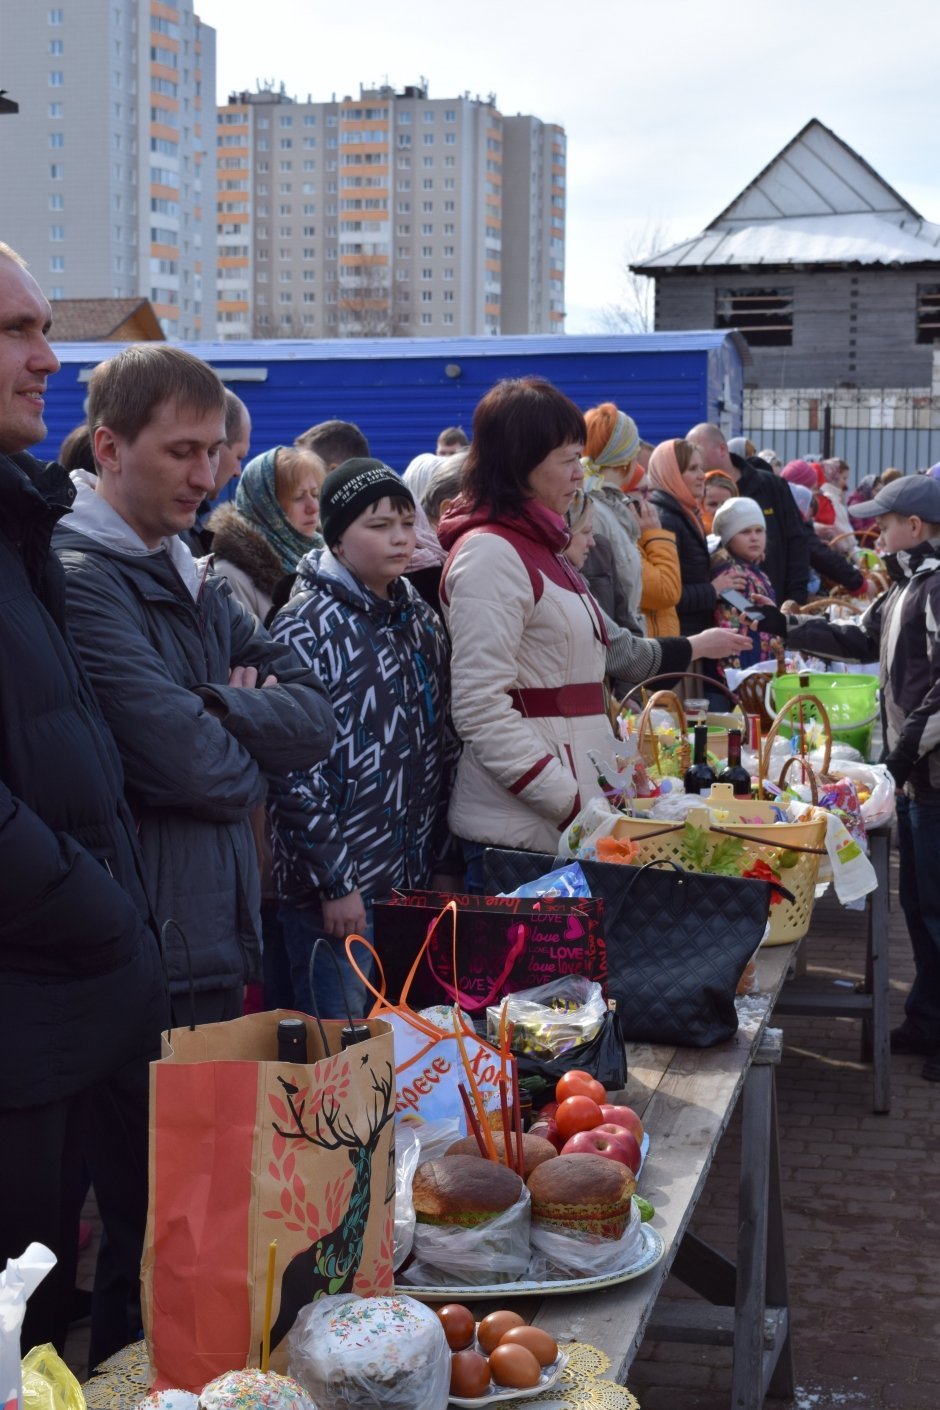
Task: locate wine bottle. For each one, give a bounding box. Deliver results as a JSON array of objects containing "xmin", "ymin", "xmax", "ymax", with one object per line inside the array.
[
  {"xmin": 276, "ymin": 1017, "xmax": 307, "ymax": 1064},
  {"xmin": 719, "ymin": 729, "xmax": 752, "ymax": 798},
  {"xmin": 683, "ymin": 723, "xmax": 716, "ymax": 795}
]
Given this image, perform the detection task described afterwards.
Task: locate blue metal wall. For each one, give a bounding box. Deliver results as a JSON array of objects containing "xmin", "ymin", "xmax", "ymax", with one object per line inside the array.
[{"xmin": 34, "ymin": 332, "xmax": 746, "ymax": 470}]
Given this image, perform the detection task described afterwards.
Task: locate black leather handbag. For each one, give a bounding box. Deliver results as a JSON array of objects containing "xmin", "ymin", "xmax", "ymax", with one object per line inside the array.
[{"xmin": 483, "ymin": 850, "xmax": 778, "ymax": 1047}]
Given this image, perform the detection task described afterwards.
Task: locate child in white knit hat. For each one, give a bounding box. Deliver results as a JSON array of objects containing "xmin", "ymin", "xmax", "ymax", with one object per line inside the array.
[{"xmin": 709, "ymin": 496, "xmax": 781, "ymax": 670}]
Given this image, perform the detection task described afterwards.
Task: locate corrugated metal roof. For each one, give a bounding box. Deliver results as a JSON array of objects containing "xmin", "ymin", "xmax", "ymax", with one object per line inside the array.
[
  {"xmin": 50, "ymin": 330, "xmax": 749, "ymax": 363},
  {"xmin": 636, "ymin": 119, "xmax": 940, "ymax": 271}
]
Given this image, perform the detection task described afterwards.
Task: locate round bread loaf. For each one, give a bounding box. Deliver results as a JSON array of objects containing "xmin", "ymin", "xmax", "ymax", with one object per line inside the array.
[
  {"xmin": 527, "ymin": 1153, "xmax": 635, "ymax": 1239},
  {"xmin": 412, "ymin": 1154, "xmax": 524, "ymax": 1227},
  {"xmin": 445, "ymin": 1132, "xmax": 557, "ymax": 1178}
]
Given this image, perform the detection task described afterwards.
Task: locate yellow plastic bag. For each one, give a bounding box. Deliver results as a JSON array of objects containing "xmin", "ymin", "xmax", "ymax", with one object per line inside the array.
[{"xmin": 21, "ymin": 1345, "xmax": 85, "ymax": 1410}]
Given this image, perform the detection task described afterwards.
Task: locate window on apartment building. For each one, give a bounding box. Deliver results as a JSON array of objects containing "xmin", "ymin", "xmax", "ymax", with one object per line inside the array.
[
  {"xmin": 442, "ymin": 290, "xmax": 454, "ymax": 302},
  {"xmin": 444, "ymin": 133, "xmax": 456, "ymax": 146},
  {"xmin": 49, "ymin": 39, "xmax": 63, "ymax": 54},
  {"xmin": 279, "ymin": 115, "xmax": 293, "ymax": 127},
  {"xmin": 257, "ymin": 138, "xmax": 269, "ymax": 150},
  {"xmin": 279, "ymin": 271, "xmax": 291, "ymax": 283},
  {"xmin": 444, "ymin": 223, "xmax": 454, "ymax": 234},
  {"xmin": 422, "ymin": 157, "xmax": 433, "ymax": 169},
  {"xmin": 442, "ymin": 312, "xmax": 454, "ymax": 324},
  {"xmin": 49, "ymin": 8, "xmax": 63, "ymax": 22},
  {"xmin": 397, "ymin": 223, "xmax": 411, "ymax": 235},
  {"xmin": 398, "ymin": 134, "xmax": 412, "ymax": 148},
  {"xmin": 420, "ymin": 313, "xmax": 432, "ymax": 325},
  {"xmin": 50, "ymin": 284, "xmax": 64, "ymax": 298},
  {"xmin": 422, "ymin": 179, "xmax": 433, "ymax": 191},
  {"xmin": 280, "ymin": 182, "xmax": 293, "ymax": 193},
  {"xmin": 303, "ymin": 114, "xmax": 316, "ymax": 126},
  {"xmin": 303, "ymin": 291, "xmax": 316, "ymax": 302},
  {"xmin": 443, "ymin": 200, "xmax": 455, "ymax": 212},
  {"xmin": 49, "ymin": 194, "xmax": 64, "ymax": 210},
  {"xmin": 49, "ymin": 71, "xmax": 63, "ymax": 86},
  {"xmin": 50, "ymin": 256, "xmax": 64, "ymax": 271},
  {"xmin": 422, "ymin": 201, "xmax": 433, "ymax": 213},
  {"xmin": 49, "ymin": 102, "xmax": 62, "ymax": 117},
  {"xmin": 421, "ymin": 291, "xmax": 432, "ymax": 302},
  {"xmin": 916, "ymin": 285, "xmax": 940, "ymax": 343},
  {"xmin": 715, "ymin": 286, "xmax": 793, "ymax": 346},
  {"xmin": 443, "ymin": 268, "xmax": 454, "ymax": 280},
  {"xmin": 49, "ymin": 163, "xmax": 63, "ymax": 179},
  {"xmin": 49, "ymin": 132, "xmax": 64, "ymax": 148},
  {"xmin": 443, "ymin": 178, "xmax": 455, "ymax": 190},
  {"xmin": 280, "ymin": 138, "xmax": 293, "ymax": 149},
  {"xmin": 279, "ymin": 292, "xmax": 292, "ymax": 304},
  {"xmin": 421, "ymin": 268, "xmax": 432, "ymax": 281},
  {"xmin": 423, "ymin": 134, "xmax": 434, "ymax": 146},
  {"xmin": 444, "ymin": 156, "xmax": 455, "ymax": 168},
  {"xmin": 398, "ymin": 111, "xmax": 412, "ymax": 124},
  {"xmin": 445, "ymin": 109, "xmax": 456, "ymax": 121},
  {"xmin": 423, "ymin": 110, "xmax": 434, "ymax": 123},
  {"xmin": 50, "ymin": 225, "xmax": 64, "ymax": 240}
]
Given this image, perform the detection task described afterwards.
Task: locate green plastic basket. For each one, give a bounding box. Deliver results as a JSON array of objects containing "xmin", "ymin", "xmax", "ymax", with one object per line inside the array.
[{"xmin": 768, "ymin": 673, "xmax": 879, "ymax": 758}]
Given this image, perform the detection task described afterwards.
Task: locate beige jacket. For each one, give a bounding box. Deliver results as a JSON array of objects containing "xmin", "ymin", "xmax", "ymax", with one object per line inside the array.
[{"xmin": 441, "ymin": 527, "xmax": 616, "ymax": 853}]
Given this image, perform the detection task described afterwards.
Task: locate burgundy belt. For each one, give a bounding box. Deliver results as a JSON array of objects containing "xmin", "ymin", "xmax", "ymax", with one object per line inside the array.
[{"xmin": 508, "ymin": 683, "xmax": 605, "ymax": 718}]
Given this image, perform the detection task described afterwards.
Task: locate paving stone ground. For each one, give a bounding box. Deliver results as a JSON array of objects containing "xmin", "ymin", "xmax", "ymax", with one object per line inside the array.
[{"xmin": 629, "ymin": 842, "xmax": 940, "ymax": 1410}]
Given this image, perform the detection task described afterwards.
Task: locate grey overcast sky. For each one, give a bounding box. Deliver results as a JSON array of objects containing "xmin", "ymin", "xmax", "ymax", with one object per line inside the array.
[{"xmin": 196, "ymin": 0, "xmax": 940, "ymax": 334}]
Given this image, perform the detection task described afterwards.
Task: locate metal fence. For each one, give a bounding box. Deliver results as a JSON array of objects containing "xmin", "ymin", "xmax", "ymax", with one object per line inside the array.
[{"xmin": 744, "ymin": 388, "xmax": 940, "ymax": 483}]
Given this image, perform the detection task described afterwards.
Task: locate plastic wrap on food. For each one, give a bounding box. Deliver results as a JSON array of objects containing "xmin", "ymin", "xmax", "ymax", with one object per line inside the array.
[
  {"xmin": 402, "ymin": 1186, "xmax": 531, "ymax": 1287},
  {"xmin": 287, "ymin": 1293, "xmax": 450, "ymax": 1410},
  {"xmin": 527, "ymin": 1198, "xmax": 646, "ymax": 1280},
  {"xmin": 498, "ymin": 862, "xmax": 591, "ymax": 899},
  {"xmin": 485, "ymin": 977, "xmax": 606, "ymax": 1059}
]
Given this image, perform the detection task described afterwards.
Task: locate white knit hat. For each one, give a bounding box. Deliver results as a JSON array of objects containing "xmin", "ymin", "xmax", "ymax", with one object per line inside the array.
[{"xmin": 712, "ymin": 496, "xmax": 765, "ymax": 547}]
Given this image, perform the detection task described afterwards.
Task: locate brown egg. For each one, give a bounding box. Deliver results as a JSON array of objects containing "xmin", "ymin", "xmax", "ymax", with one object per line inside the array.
[
  {"xmin": 450, "ymin": 1349, "xmax": 491, "ymax": 1398},
  {"xmin": 477, "ymin": 1309, "xmax": 526, "ymax": 1354},
  {"xmin": 488, "ymin": 1343, "xmax": 542, "ymax": 1389},
  {"xmin": 498, "ymin": 1324, "xmax": 559, "ymax": 1367},
  {"xmin": 437, "ymin": 1303, "xmax": 476, "ymax": 1351}
]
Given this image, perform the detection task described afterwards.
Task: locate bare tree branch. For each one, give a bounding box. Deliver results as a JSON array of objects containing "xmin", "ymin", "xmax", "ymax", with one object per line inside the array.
[{"xmin": 596, "ymin": 219, "xmax": 673, "ymax": 335}]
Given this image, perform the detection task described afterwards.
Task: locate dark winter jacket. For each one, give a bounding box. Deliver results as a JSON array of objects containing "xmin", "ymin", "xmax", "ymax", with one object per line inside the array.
[
  {"xmin": 649, "ymin": 488, "xmax": 716, "ymax": 634},
  {"xmin": 803, "ymin": 521, "xmax": 865, "ymax": 595},
  {"xmin": 0, "ymin": 452, "xmax": 167, "ymax": 1107},
  {"xmin": 731, "ymin": 453, "xmax": 810, "ymax": 604},
  {"xmin": 269, "ymin": 548, "xmax": 458, "ymax": 906},
  {"xmin": 54, "ymin": 473, "xmax": 336, "ymax": 996},
  {"xmin": 763, "ymin": 539, "xmax": 940, "ymax": 798}
]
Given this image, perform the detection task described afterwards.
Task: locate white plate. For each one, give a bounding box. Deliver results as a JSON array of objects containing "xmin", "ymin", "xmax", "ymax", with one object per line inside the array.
[
  {"xmin": 398, "ymin": 1220, "xmax": 665, "ymax": 1300},
  {"xmin": 449, "ymin": 1351, "xmax": 569, "ymax": 1407}
]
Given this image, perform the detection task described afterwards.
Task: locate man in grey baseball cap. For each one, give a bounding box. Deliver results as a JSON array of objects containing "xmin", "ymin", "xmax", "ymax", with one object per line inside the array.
[{"xmin": 849, "ymin": 473, "xmax": 940, "ymax": 523}]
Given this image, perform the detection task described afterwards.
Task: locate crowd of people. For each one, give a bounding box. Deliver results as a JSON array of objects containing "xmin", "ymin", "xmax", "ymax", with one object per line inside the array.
[{"xmin": 4, "ymin": 238, "xmax": 940, "ymax": 1371}]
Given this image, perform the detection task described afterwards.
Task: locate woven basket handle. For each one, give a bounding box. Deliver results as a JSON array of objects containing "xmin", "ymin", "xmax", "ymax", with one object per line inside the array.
[
  {"xmin": 634, "ymin": 689, "xmax": 688, "ymax": 775},
  {"xmin": 777, "ymin": 754, "xmax": 820, "ymax": 805},
  {"xmin": 758, "ymin": 691, "xmax": 832, "ymax": 797}
]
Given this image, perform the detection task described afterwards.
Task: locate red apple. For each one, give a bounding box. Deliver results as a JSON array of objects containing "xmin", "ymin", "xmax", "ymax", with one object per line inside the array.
[
  {"xmin": 599, "ymin": 1103, "xmax": 644, "ymax": 1144},
  {"xmin": 593, "ymin": 1123, "xmax": 642, "ymax": 1173},
  {"xmin": 537, "ymin": 1100, "xmax": 560, "ymax": 1120},
  {"xmin": 561, "ymin": 1127, "xmax": 641, "ymax": 1176},
  {"xmin": 529, "ymin": 1118, "xmax": 565, "ymax": 1153}
]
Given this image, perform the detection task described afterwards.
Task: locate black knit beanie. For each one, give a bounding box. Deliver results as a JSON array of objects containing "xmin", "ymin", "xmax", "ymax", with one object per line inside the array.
[{"xmin": 318, "ymin": 457, "xmax": 414, "ymax": 547}]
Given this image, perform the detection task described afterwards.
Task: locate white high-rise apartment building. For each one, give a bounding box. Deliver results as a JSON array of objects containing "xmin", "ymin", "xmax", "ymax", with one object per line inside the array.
[
  {"xmin": 215, "ymin": 83, "xmax": 566, "ymax": 340},
  {"xmin": 0, "ymin": 0, "xmax": 217, "ymax": 340}
]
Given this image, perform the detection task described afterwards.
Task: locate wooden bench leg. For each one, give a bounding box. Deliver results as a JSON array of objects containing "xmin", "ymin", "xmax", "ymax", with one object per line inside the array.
[{"xmin": 732, "ymin": 1049, "xmax": 794, "ymax": 1408}]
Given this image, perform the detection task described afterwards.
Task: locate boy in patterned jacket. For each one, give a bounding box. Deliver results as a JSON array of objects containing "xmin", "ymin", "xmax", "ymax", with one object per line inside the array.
[
  {"xmin": 759, "ymin": 475, "xmax": 940, "ymax": 1081},
  {"xmin": 269, "ymin": 459, "xmax": 459, "ymax": 1016}
]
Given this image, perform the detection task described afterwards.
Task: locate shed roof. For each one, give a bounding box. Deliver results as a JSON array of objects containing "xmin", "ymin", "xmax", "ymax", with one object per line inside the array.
[
  {"xmin": 49, "ymin": 297, "xmax": 164, "ymax": 341},
  {"xmin": 636, "ymin": 119, "xmax": 940, "ymax": 271}
]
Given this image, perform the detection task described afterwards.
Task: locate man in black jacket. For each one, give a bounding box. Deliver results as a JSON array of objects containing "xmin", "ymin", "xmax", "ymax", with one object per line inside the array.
[
  {"xmin": 687, "ymin": 423, "xmax": 810, "ymax": 604},
  {"xmin": 0, "ymin": 244, "xmax": 167, "ymax": 1356}
]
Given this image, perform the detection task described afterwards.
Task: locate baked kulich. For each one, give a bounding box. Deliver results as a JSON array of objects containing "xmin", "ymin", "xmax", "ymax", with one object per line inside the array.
[
  {"xmin": 287, "ymin": 1294, "xmax": 449, "ymax": 1410},
  {"xmin": 527, "ymin": 1153, "xmax": 636, "ymax": 1239},
  {"xmin": 197, "ymin": 1370, "xmax": 315, "ymax": 1410},
  {"xmin": 412, "ymin": 1154, "xmax": 524, "ymax": 1227},
  {"xmin": 445, "ymin": 1132, "xmax": 557, "ymax": 1179}
]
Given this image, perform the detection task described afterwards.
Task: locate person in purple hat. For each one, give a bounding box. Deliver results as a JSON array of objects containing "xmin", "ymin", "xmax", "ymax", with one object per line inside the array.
[{"xmin": 758, "ymin": 474, "xmax": 940, "ymax": 1081}]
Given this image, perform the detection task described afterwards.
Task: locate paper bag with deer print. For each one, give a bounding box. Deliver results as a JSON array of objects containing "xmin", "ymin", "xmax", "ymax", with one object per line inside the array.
[{"xmin": 141, "ymin": 1011, "xmax": 396, "ymax": 1392}]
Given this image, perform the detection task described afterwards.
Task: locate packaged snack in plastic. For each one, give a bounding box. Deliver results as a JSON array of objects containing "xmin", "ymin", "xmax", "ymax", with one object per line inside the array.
[
  {"xmin": 402, "ymin": 1186, "xmax": 531, "ymax": 1287},
  {"xmin": 0, "ymin": 1244, "xmax": 56, "ymax": 1410},
  {"xmin": 393, "ymin": 1124, "xmax": 421, "ymax": 1272},
  {"xmin": 556, "ymin": 797, "xmax": 624, "ymax": 861},
  {"xmin": 485, "ymin": 977, "xmax": 607, "ymax": 1059},
  {"xmin": 21, "ymin": 1346, "xmax": 84, "ymax": 1410},
  {"xmin": 287, "ymin": 1293, "xmax": 450, "ymax": 1410},
  {"xmin": 499, "ymin": 862, "xmax": 591, "ymax": 899},
  {"xmin": 527, "ymin": 1199, "xmax": 646, "ymax": 1280}
]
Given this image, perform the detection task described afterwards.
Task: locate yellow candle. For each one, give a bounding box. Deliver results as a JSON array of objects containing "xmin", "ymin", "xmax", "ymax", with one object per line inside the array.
[{"xmin": 261, "ymin": 1239, "xmax": 277, "ymax": 1373}]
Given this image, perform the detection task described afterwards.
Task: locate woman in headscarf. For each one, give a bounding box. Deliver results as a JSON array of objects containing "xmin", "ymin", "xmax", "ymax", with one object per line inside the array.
[
  {"xmin": 580, "ymin": 402, "xmax": 681, "ymax": 638},
  {"xmin": 819, "ymin": 457, "xmax": 856, "ymax": 552},
  {"xmin": 209, "ymin": 444, "xmax": 326, "ymax": 621},
  {"xmin": 647, "ymin": 438, "xmax": 746, "ymax": 636}
]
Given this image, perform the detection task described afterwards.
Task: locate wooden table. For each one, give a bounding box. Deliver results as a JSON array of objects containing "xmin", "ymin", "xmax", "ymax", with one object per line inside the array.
[
  {"xmin": 772, "ymin": 822, "xmax": 891, "ymax": 1112},
  {"xmin": 527, "ymin": 943, "xmax": 797, "ymax": 1410}
]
